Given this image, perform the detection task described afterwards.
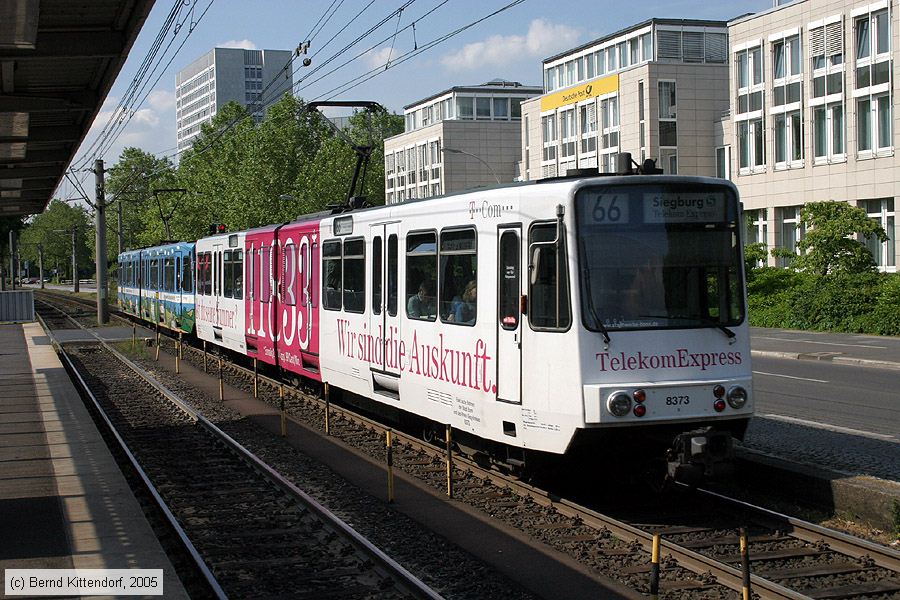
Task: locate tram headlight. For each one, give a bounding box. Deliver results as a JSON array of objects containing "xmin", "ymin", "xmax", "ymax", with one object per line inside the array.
[
  {"xmin": 726, "ymin": 386, "xmax": 748, "ymax": 409},
  {"xmin": 607, "ymin": 392, "xmax": 632, "ymax": 417}
]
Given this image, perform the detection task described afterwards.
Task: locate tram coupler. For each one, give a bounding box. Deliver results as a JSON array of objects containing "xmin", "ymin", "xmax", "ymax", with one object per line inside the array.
[{"xmin": 666, "ymin": 428, "xmax": 734, "ymax": 484}]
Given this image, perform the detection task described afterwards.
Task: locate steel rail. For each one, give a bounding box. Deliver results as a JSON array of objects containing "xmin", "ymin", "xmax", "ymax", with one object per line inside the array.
[
  {"xmin": 36, "ymin": 298, "xmax": 445, "ymax": 600},
  {"xmin": 695, "ymin": 486, "xmax": 900, "ymax": 572},
  {"xmin": 41, "ymin": 292, "xmax": 900, "ymax": 599},
  {"xmin": 34, "ymin": 310, "xmax": 229, "ymax": 600}
]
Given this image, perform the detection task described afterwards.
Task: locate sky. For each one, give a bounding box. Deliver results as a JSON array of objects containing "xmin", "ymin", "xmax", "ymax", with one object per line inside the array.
[{"xmin": 60, "ymin": 0, "xmax": 771, "ymax": 202}]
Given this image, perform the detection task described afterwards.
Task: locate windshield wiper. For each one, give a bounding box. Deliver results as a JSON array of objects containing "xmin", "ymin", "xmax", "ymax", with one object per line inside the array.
[
  {"xmin": 644, "ymin": 314, "xmax": 735, "ymax": 340},
  {"xmin": 579, "ymin": 246, "xmax": 611, "ymax": 345}
]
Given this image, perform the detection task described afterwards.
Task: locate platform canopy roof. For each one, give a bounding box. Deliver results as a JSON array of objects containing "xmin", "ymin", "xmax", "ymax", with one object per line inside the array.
[{"xmin": 0, "ymin": 0, "xmax": 155, "ymax": 217}]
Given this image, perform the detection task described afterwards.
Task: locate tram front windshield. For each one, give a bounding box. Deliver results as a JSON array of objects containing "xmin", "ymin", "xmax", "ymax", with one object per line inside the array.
[{"xmin": 575, "ymin": 182, "xmax": 744, "ymax": 332}]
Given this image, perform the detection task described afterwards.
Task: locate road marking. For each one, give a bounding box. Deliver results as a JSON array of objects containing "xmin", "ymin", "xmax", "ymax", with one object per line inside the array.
[
  {"xmin": 753, "ymin": 370, "xmax": 828, "ymax": 383},
  {"xmin": 760, "ymin": 413, "xmax": 898, "ymax": 442},
  {"xmin": 754, "ymin": 336, "xmax": 886, "ymax": 349}
]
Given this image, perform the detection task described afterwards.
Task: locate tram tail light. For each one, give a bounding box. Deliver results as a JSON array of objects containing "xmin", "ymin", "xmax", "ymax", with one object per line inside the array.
[
  {"xmin": 633, "ymin": 389, "xmax": 646, "ymax": 403},
  {"xmin": 633, "ymin": 404, "xmax": 646, "ymax": 417},
  {"xmin": 713, "ymin": 399, "xmax": 726, "ymax": 412},
  {"xmin": 713, "ymin": 384, "xmax": 725, "ymax": 398}
]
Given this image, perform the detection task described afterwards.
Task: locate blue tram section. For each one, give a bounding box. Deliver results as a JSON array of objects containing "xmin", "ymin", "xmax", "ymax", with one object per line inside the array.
[{"xmin": 117, "ymin": 242, "xmax": 196, "ymax": 334}]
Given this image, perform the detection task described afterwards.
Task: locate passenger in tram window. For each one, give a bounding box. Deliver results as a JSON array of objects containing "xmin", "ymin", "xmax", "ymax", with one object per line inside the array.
[
  {"xmin": 448, "ymin": 280, "xmax": 476, "ymax": 324},
  {"xmin": 407, "ymin": 282, "xmax": 435, "ymax": 319},
  {"xmin": 233, "ymin": 274, "xmax": 243, "ymax": 300}
]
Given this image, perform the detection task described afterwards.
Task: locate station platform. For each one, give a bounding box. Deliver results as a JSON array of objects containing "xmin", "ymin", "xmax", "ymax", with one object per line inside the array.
[{"xmin": 0, "ymin": 322, "xmax": 188, "ymax": 599}]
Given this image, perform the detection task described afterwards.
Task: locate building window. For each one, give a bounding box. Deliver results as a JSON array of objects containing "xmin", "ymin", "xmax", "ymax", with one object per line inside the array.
[
  {"xmin": 560, "ymin": 109, "xmax": 576, "ymax": 160},
  {"xmin": 658, "ymin": 80, "xmax": 677, "ymax": 146},
  {"xmin": 641, "ymin": 33, "xmax": 653, "ymax": 61},
  {"xmin": 744, "ymin": 208, "xmax": 768, "ymax": 266},
  {"xmin": 599, "ymin": 96, "xmax": 619, "ymax": 173},
  {"xmin": 638, "ymin": 81, "xmax": 646, "ymax": 160},
  {"xmin": 493, "ymin": 97, "xmax": 509, "ymax": 120},
  {"xmin": 476, "ymin": 97, "xmax": 491, "ymax": 120},
  {"xmin": 735, "ymin": 43, "xmax": 766, "ymax": 175},
  {"xmin": 429, "ymin": 140, "xmax": 441, "ymax": 181},
  {"xmin": 580, "ymin": 103, "xmax": 597, "ymax": 154},
  {"xmin": 542, "ymin": 115, "xmax": 558, "ymax": 161},
  {"xmin": 854, "ymin": 9, "xmax": 892, "ymax": 156},
  {"xmin": 814, "ymin": 102, "xmax": 845, "ymax": 160},
  {"xmin": 777, "ymin": 206, "xmax": 804, "ymax": 267},
  {"xmin": 774, "ymin": 110, "xmax": 803, "ymax": 167},
  {"xmin": 738, "ymin": 118, "xmax": 765, "ymax": 171},
  {"xmin": 457, "ymin": 97, "xmax": 474, "ymax": 119},
  {"xmin": 716, "ymin": 146, "xmax": 730, "ymax": 179},
  {"xmin": 861, "ymin": 198, "xmax": 896, "ymax": 270},
  {"xmin": 511, "ymin": 97, "xmax": 524, "ymax": 119}
]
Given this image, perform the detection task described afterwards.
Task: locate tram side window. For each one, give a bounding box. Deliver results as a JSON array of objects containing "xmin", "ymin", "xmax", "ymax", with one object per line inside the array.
[
  {"xmin": 248, "ymin": 249, "xmax": 255, "ymax": 301},
  {"xmin": 261, "ymin": 247, "xmax": 271, "ymax": 304},
  {"xmin": 203, "ymin": 252, "xmax": 213, "ymax": 295},
  {"xmin": 343, "ymin": 239, "xmax": 365, "ymax": 313},
  {"xmin": 150, "ymin": 258, "xmax": 159, "ymax": 289},
  {"xmin": 499, "ymin": 231, "xmax": 520, "ymax": 329},
  {"xmin": 223, "ymin": 250, "xmax": 234, "ymax": 298},
  {"xmin": 439, "ymin": 228, "xmax": 477, "ymax": 326},
  {"xmin": 233, "ymin": 249, "xmax": 243, "ymax": 300},
  {"xmin": 406, "ymin": 231, "xmax": 437, "ymax": 321},
  {"xmin": 387, "ymin": 234, "xmax": 398, "ymax": 317},
  {"xmin": 372, "ymin": 237, "xmax": 382, "ymax": 314},
  {"xmin": 164, "ymin": 257, "xmax": 175, "ymax": 292},
  {"xmin": 182, "ymin": 254, "xmax": 193, "ymax": 293},
  {"xmin": 322, "ymin": 240, "xmax": 342, "ymax": 310},
  {"xmin": 528, "ymin": 223, "xmax": 571, "ymax": 330},
  {"xmin": 282, "ymin": 244, "xmax": 296, "ymax": 306}
]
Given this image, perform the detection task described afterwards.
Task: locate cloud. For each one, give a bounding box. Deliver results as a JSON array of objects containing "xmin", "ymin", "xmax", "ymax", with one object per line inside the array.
[
  {"xmin": 441, "ymin": 19, "xmax": 580, "ymax": 71},
  {"xmin": 218, "ymin": 38, "xmax": 257, "ymax": 50},
  {"xmin": 148, "ymin": 90, "xmax": 176, "ymax": 112},
  {"xmin": 364, "ymin": 46, "xmax": 395, "ymax": 70}
]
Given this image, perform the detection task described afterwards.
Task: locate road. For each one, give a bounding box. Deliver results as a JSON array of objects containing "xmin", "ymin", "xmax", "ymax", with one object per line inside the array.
[{"xmin": 743, "ymin": 339, "xmax": 899, "ymax": 482}]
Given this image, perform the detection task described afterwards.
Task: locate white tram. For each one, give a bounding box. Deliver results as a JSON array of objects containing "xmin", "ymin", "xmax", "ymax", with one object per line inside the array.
[{"xmin": 315, "ymin": 171, "xmax": 752, "ymax": 480}]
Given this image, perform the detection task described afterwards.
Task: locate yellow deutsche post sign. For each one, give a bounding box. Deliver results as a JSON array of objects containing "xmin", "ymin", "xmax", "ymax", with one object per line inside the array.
[{"xmin": 540, "ymin": 73, "xmax": 619, "ymax": 112}]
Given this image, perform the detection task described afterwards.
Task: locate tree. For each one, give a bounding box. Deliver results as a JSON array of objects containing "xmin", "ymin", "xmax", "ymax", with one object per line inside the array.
[
  {"xmin": 18, "ymin": 200, "xmax": 92, "ymax": 280},
  {"xmin": 788, "ymin": 201, "xmax": 888, "ymax": 275},
  {"xmin": 105, "ymin": 147, "xmax": 177, "ymax": 252}
]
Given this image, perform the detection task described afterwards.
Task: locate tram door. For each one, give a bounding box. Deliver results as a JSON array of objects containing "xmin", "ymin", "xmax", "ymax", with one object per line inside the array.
[
  {"xmin": 496, "ymin": 226, "xmax": 522, "ymax": 404},
  {"xmin": 212, "ymin": 243, "xmax": 223, "ymax": 338},
  {"xmin": 369, "ymin": 223, "xmax": 401, "ymax": 390}
]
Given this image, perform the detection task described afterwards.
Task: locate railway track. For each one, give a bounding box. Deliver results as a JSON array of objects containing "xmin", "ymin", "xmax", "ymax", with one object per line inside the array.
[
  {"xmin": 38, "ymin": 291, "xmax": 900, "ymax": 599},
  {"xmin": 34, "ymin": 300, "xmax": 443, "ymax": 600}
]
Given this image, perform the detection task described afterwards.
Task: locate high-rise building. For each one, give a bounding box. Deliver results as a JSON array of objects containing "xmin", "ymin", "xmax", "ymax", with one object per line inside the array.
[
  {"xmin": 383, "ymin": 80, "xmax": 543, "ymax": 203},
  {"xmin": 521, "ymin": 19, "xmax": 731, "ymax": 181},
  {"xmin": 176, "ymin": 47, "xmax": 293, "ymax": 152}
]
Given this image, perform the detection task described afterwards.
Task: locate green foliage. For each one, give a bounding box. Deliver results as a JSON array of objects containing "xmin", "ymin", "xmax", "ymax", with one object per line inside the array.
[
  {"xmin": 748, "ymin": 270, "xmax": 900, "ymax": 335},
  {"xmin": 743, "ymin": 242, "xmax": 767, "ymax": 280},
  {"xmin": 18, "ymin": 200, "xmax": 92, "ymax": 279},
  {"xmin": 172, "ymin": 97, "xmax": 404, "ymax": 239},
  {"xmin": 792, "ymin": 201, "xmax": 887, "ymax": 275},
  {"xmin": 105, "ymin": 147, "xmax": 177, "ymax": 251}
]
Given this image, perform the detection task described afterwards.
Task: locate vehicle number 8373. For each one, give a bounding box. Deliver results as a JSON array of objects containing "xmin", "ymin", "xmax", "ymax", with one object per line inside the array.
[{"xmin": 665, "ymin": 395, "xmax": 690, "ymax": 406}]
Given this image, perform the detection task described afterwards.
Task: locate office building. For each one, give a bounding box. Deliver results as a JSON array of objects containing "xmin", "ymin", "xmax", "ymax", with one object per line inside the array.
[
  {"xmin": 726, "ymin": 0, "xmax": 897, "ymax": 271},
  {"xmin": 383, "ymin": 80, "xmax": 542, "ymax": 203},
  {"xmin": 176, "ymin": 47, "xmax": 293, "ymax": 152},
  {"xmin": 520, "ymin": 19, "xmax": 731, "ymax": 181}
]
